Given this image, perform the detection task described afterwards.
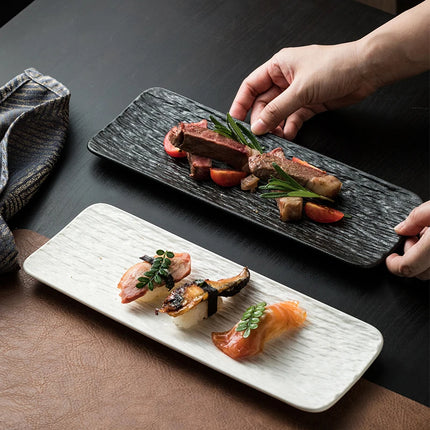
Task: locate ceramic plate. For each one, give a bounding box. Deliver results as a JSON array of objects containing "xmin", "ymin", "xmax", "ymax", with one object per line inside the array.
[
  {"xmin": 87, "ymin": 87, "xmax": 422, "ymax": 267},
  {"xmin": 24, "ymin": 203, "xmax": 383, "ymax": 412}
]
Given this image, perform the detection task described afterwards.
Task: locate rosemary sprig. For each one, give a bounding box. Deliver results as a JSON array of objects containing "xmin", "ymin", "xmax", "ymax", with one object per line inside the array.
[
  {"xmin": 236, "ymin": 301, "xmax": 267, "ymax": 338},
  {"xmin": 136, "ymin": 250, "xmax": 174, "ymax": 291},
  {"xmin": 209, "ymin": 113, "xmax": 264, "ymax": 154},
  {"xmin": 259, "ymin": 163, "xmax": 334, "ymax": 202}
]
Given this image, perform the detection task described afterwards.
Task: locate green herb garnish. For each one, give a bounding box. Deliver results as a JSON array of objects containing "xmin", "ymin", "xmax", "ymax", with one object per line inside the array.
[
  {"xmin": 259, "ymin": 162, "xmax": 334, "ymax": 202},
  {"xmin": 210, "ymin": 113, "xmax": 264, "ymax": 154},
  {"xmin": 236, "ymin": 301, "xmax": 267, "ymax": 338},
  {"xmin": 136, "ymin": 250, "xmax": 174, "ymax": 291}
]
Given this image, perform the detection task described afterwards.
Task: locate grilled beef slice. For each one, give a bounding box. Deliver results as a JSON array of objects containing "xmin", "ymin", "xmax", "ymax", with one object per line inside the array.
[
  {"xmin": 170, "ymin": 123, "xmax": 259, "ymax": 171},
  {"xmin": 178, "ymin": 119, "xmax": 212, "ymax": 180},
  {"xmin": 187, "ymin": 153, "xmax": 212, "ymax": 180},
  {"xmin": 248, "ymin": 148, "xmax": 342, "ymax": 199}
]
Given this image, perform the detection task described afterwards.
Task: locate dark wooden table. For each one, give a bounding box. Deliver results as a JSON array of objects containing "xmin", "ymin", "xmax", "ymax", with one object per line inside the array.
[{"xmin": 1, "ymin": 0, "xmax": 428, "ymax": 409}]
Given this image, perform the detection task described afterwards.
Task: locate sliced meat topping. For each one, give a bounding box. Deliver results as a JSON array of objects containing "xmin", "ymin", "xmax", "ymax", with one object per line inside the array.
[
  {"xmin": 187, "ymin": 153, "xmax": 212, "ymax": 180},
  {"xmin": 170, "ymin": 123, "xmax": 259, "ymax": 171},
  {"xmin": 248, "ymin": 148, "xmax": 342, "ymax": 199}
]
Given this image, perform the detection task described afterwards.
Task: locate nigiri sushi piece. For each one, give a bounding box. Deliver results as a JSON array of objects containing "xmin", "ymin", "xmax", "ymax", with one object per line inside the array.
[
  {"xmin": 212, "ymin": 300, "xmax": 306, "ymax": 360},
  {"xmin": 156, "ymin": 267, "xmax": 250, "ymax": 328},
  {"xmin": 118, "ymin": 251, "xmax": 191, "ymax": 304}
]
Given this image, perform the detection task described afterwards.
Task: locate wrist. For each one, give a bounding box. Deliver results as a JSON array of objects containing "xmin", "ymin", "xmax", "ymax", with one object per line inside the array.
[
  {"xmin": 356, "ymin": 2, "xmax": 430, "ymax": 89},
  {"xmin": 356, "ymin": 33, "xmax": 397, "ymax": 90}
]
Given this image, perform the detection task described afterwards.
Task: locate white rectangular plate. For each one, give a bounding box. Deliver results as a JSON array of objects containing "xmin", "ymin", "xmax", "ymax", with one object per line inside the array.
[{"xmin": 24, "ymin": 203, "xmax": 383, "ymax": 412}]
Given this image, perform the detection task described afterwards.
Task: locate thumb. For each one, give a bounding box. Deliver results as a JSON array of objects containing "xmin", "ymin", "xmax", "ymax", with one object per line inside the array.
[
  {"xmin": 394, "ymin": 202, "xmax": 430, "ymax": 236},
  {"xmin": 251, "ymin": 85, "xmax": 303, "ymax": 135}
]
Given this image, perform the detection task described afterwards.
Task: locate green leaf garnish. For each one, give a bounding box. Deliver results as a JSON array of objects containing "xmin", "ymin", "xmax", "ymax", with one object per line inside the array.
[
  {"xmin": 236, "ymin": 301, "xmax": 267, "ymax": 338},
  {"xmin": 210, "ymin": 114, "xmax": 264, "ymax": 154},
  {"xmin": 259, "ymin": 163, "xmax": 334, "ymax": 202},
  {"xmin": 237, "ymin": 122, "xmax": 263, "ymax": 152},
  {"xmin": 136, "ymin": 250, "xmax": 173, "ymax": 291}
]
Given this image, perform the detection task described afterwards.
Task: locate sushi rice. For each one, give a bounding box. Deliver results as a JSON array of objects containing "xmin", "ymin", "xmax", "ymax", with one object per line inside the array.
[{"xmin": 173, "ymin": 297, "xmax": 223, "ymax": 329}]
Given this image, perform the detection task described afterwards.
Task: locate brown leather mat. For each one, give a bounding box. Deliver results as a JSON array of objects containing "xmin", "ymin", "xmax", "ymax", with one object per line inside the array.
[{"xmin": 1, "ymin": 229, "xmax": 428, "ymax": 429}]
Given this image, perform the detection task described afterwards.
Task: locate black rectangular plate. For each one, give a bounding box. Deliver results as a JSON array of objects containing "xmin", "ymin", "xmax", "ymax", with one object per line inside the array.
[{"xmin": 87, "ymin": 87, "xmax": 422, "ymax": 267}]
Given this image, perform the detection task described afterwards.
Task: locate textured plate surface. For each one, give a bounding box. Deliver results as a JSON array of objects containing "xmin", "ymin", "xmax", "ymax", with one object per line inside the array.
[
  {"xmin": 87, "ymin": 87, "xmax": 422, "ymax": 267},
  {"xmin": 24, "ymin": 203, "xmax": 383, "ymax": 412}
]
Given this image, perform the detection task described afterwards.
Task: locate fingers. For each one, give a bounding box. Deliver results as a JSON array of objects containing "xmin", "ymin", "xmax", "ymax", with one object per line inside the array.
[
  {"xmin": 230, "ymin": 48, "xmax": 315, "ymax": 135},
  {"xmin": 283, "ymin": 117, "xmax": 301, "ymax": 141},
  {"xmin": 249, "ymin": 86, "xmax": 284, "ymax": 125},
  {"xmin": 386, "ymin": 229, "xmax": 430, "ymax": 280},
  {"xmin": 386, "ymin": 201, "xmax": 430, "ymax": 280},
  {"xmin": 271, "ymin": 125, "xmax": 285, "ymax": 138},
  {"xmin": 230, "ymin": 57, "xmax": 302, "ymax": 134},
  {"xmin": 394, "ymin": 201, "xmax": 430, "ymax": 236},
  {"xmin": 229, "ymin": 60, "xmax": 275, "ymax": 120},
  {"xmin": 250, "ymin": 85, "xmax": 303, "ymax": 135},
  {"xmin": 231, "ymin": 74, "xmax": 312, "ymax": 140}
]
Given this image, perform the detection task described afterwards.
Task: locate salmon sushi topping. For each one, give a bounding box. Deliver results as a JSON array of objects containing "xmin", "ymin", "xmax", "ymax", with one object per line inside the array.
[{"xmin": 212, "ymin": 300, "xmax": 306, "ymax": 360}]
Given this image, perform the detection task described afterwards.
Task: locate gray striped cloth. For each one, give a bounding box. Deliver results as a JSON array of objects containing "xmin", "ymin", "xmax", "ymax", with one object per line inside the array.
[{"xmin": 0, "ymin": 68, "xmax": 70, "ymax": 274}]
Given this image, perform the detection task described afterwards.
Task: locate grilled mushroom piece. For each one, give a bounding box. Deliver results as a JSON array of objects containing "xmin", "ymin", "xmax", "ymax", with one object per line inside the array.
[{"xmin": 156, "ymin": 267, "xmax": 250, "ymax": 317}]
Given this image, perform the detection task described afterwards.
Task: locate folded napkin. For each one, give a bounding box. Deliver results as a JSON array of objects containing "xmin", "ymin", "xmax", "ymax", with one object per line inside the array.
[{"xmin": 0, "ymin": 68, "xmax": 70, "ymax": 274}]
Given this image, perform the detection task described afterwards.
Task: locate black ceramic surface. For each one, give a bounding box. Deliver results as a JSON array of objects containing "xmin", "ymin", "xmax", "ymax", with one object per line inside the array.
[{"xmin": 88, "ymin": 87, "xmax": 422, "ymax": 267}]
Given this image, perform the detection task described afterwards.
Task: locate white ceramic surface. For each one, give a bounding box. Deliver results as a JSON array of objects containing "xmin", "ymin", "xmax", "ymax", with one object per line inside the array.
[{"xmin": 23, "ymin": 203, "xmax": 383, "ymax": 412}]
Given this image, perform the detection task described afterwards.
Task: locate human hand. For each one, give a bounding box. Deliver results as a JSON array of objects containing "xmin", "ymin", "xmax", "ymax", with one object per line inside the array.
[
  {"xmin": 386, "ymin": 201, "xmax": 430, "ymax": 280},
  {"xmin": 229, "ymin": 43, "xmax": 377, "ymax": 140},
  {"xmin": 230, "ymin": 0, "xmax": 430, "ymax": 141}
]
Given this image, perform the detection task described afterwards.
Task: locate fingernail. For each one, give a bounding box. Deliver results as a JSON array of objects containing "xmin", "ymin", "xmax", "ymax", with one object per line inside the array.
[
  {"xmin": 394, "ymin": 220, "xmax": 405, "ymax": 232},
  {"xmin": 251, "ymin": 119, "xmax": 268, "ymax": 135}
]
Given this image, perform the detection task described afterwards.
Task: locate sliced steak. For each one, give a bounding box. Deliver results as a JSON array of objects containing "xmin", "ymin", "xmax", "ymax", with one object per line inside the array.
[
  {"xmin": 187, "ymin": 153, "xmax": 212, "ymax": 180},
  {"xmin": 248, "ymin": 148, "xmax": 342, "ymax": 199},
  {"xmin": 247, "ymin": 147, "xmax": 287, "ymax": 178},
  {"xmin": 180, "ymin": 119, "xmax": 212, "ymax": 180},
  {"xmin": 170, "ymin": 122, "xmax": 259, "ymax": 171}
]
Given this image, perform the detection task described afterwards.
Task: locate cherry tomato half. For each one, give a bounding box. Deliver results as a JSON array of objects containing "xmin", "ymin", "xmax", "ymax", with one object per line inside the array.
[
  {"xmin": 210, "ymin": 168, "xmax": 247, "ymax": 187},
  {"xmin": 304, "ymin": 202, "xmax": 344, "ymax": 223},
  {"xmin": 163, "ymin": 127, "xmax": 187, "ymax": 158}
]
